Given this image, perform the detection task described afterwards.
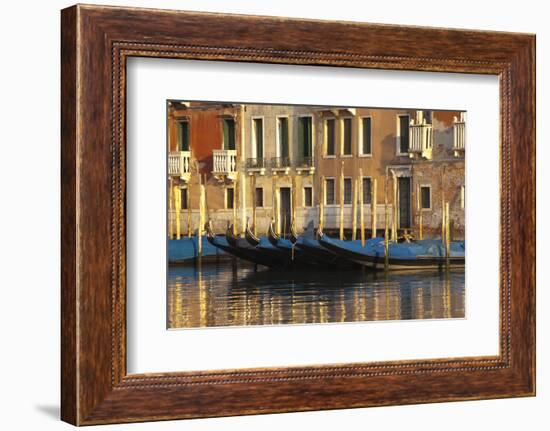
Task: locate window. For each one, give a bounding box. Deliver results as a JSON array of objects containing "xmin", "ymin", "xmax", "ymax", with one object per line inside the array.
[
  {"xmin": 222, "ymin": 118, "xmax": 235, "ymax": 150},
  {"xmin": 255, "ymin": 187, "xmax": 264, "ymax": 208},
  {"xmin": 325, "ymin": 178, "xmax": 335, "ymax": 205},
  {"xmin": 361, "ymin": 117, "xmax": 372, "ymax": 155},
  {"xmin": 344, "ymin": 178, "xmax": 352, "ymax": 204},
  {"xmin": 460, "ymin": 185, "xmax": 465, "ymax": 209},
  {"xmin": 298, "ymin": 117, "xmax": 312, "ymax": 158},
  {"xmin": 420, "ymin": 186, "xmax": 431, "ymax": 210},
  {"xmin": 398, "ymin": 115, "xmax": 410, "ymax": 154},
  {"xmin": 177, "ymin": 120, "xmax": 190, "ymax": 151},
  {"xmin": 325, "ymin": 118, "xmax": 336, "ymax": 156},
  {"xmin": 303, "ymin": 187, "xmax": 313, "ymax": 207},
  {"xmin": 342, "ymin": 118, "xmax": 352, "ymax": 155},
  {"xmin": 226, "ymin": 187, "xmax": 235, "ymax": 209},
  {"xmin": 180, "ymin": 188, "xmax": 188, "ymax": 210},
  {"xmin": 277, "ymin": 117, "xmax": 289, "ymax": 159},
  {"xmin": 362, "ymin": 177, "xmax": 372, "ymax": 204},
  {"xmin": 253, "ymin": 118, "xmax": 263, "ymax": 158},
  {"xmin": 423, "ymin": 110, "xmax": 432, "ymax": 124}
]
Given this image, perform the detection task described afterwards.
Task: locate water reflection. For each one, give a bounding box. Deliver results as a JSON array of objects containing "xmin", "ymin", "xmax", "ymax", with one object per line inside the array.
[{"xmin": 167, "ymin": 260, "xmax": 465, "ymax": 329}]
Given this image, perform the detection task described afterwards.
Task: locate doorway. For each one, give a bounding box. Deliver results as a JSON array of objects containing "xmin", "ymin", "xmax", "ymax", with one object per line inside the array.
[
  {"xmin": 279, "ymin": 187, "xmax": 292, "ymax": 236},
  {"xmin": 398, "ymin": 177, "xmax": 412, "ymax": 229}
]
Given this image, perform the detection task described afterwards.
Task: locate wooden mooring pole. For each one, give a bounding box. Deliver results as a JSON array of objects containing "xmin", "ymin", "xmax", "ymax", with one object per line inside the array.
[
  {"xmin": 292, "ymin": 174, "xmax": 297, "ymax": 233},
  {"xmin": 232, "ymin": 173, "xmax": 238, "ymax": 236},
  {"xmin": 275, "ymin": 183, "xmax": 280, "ymax": 235},
  {"xmin": 175, "ymin": 185, "xmax": 181, "ymax": 240},
  {"xmin": 319, "ymin": 175, "xmax": 325, "ymax": 234},
  {"xmin": 198, "ymin": 183, "xmax": 205, "ymax": 257},
  {"xmin": 392, "ymin": 172, "xmax": 398, "ymax": 242},
  {"xmin": 441, "ymin": 166, "xmax": 446, "ymax": 242},
  {"xmin": 352, "ymin": 177, "xmax": 358, "ymax": 240},
  {"xmin": 252, "ymin": 174, "xmax": 257, "ymax": 237},
  {"xmin": 371, "ymin": 178, "xmax": 377, "ymax": 239},
  {"xmin": 339, "ymin": 161, "xmax": 345, "ymax": 240},
  {"xmin": 445, "ymin": 201, "xmax": 451, "ymax": 268},
  {"xmin": 417, "ymin": 183, "xmax": 423, "ymax": 240},
  {"xmin": 186, "ymin": 183, "xmax": 192, "ymax": 238},
  {"xmin": 441, "ymin": 197, "xmax": 446, "ymax": 245},
  {"xmin": 384, "ymin": 176, "xmax": 389, "ymax": 271},
  {"xmin": 359, "ymin": 168, "xmax": 365, "ymax": 246},
  {"xmin": 168, "ymin": 179, "xmax": 174, "ymax": 239},
  {"xmin": 419, "ymin": 204, "xmax": 423, "ymax": 240}
]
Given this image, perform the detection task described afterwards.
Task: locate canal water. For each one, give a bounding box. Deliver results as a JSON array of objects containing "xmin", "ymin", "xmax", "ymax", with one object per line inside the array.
[{"xmin": 167, "ymin": 259, "xmax": 465, "ymax": 329}]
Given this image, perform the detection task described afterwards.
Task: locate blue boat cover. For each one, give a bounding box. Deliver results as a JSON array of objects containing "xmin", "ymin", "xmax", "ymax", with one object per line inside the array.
[
  {"xmin": 168, "ymin": 235, "xmax": 225, "ymax": 263},
  {"xmin": 321, "ymin": 236, "xmax": 465, "ymax": 260},
  {"xmin": 257, "ymin": 236, "xmax": 282, "ymax": 251}
]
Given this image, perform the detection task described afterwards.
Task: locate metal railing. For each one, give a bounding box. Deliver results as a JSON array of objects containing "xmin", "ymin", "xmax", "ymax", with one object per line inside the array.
[
  {"xmin": 245, "ymin": 157, "xmax": 268, "ymax": 169},
  {"xmin": 270, "ymin": 157, "xmax": 291, "ymax": 169},
  {"xmin": 294, "ymin": 157, "xmax": 314, "ymax": 168}
]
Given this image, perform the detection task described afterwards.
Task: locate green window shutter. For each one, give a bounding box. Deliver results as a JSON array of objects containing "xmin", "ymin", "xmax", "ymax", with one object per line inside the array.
[
  {"xmin": 223, "ymin": 119, "xmax": 236, "ymax": 150},
  {"xmin": 279, "ymin": 118, "xmax": 289, "ymax": 158},
  {"xmin": 297, "ymin": 117, "xmax": 304, "ymax": 158},
  {"xmin": 299, "ymin": 117, "xmax": 312, "ymax": 158},
  {"xmin": 223, "ymin": 120, "xmax": 229, "ymax": 150},
  {"xmin": 178, "ymin": 121, "xmax": 190, "ymax": 151},
  {"xmin": 229, "ymin": 120, "xmax": 235, "ymax": 150},
  {"xmin": 400, "ymin": 116, "xmax": 409, "ymax": 153},
  {"xmin": 305, "ymin": 117, "xmax": 312, "ymax": 157},
  {"xmin": 326, "ymin": 119, "xmax": 335, "ymax": 156},
  {"xmin": 343, "ymin": 118, "xmax": 352, "ymax": 155},
  {"xmin": 254, "ymin": 119, "xmax": 263, "ymax": 158},
  {"xmin": 362, "ymin": 118, "xmax": 371, "ymax": 155}
]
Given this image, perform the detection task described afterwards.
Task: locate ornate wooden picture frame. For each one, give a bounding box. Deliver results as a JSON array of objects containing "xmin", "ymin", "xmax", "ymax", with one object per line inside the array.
[{"xmin": 61, "ymin": 4, "xmax": 535, "ymax": 425}]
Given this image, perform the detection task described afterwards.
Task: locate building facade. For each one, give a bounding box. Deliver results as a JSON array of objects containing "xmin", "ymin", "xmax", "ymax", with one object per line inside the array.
[{"xmin": 168, "ymin": 101, "xmax": 465, "ymax": 240}]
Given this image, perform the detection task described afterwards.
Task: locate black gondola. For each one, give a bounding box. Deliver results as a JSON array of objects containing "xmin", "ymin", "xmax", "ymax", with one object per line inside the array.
[
  {"xmin": 266, "ymin": 219, "xmax": 324, "ymax": 267},
  {"xmin": 291, "ymin": 223, "xmax": 358, "ymax": 269},
  {"xmin": 205, "ymin": 221, "xmax": 275, "ymax": 268},
  {"xmin": 205, "ymin": 220, "xmax": 263, "ymax": 264},
  {"xmin": 225, "ymin": 223, "xmax": 303, "ymax": 269},
  {"xmin": 318, "ymin": 232, "xmax": 465, "ymax": 271},
  {"xmin": 244, "ymin": 218, "xmax": 260, "ymax": 247}
]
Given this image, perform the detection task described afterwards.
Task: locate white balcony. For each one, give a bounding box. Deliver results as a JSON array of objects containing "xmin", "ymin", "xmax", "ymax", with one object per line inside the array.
[
  {"xmin": 212, "ymin": 149, "xmax": 238, "ymax": 181},
  {"xmin": 453, "ymin": 113, "xmax": 466, "ymax": 157},
  {"xmin": 408, "ymin": 111, "xmax": 433, "ymax": 160},
  {"xmin": 168, "ymin": 151, "xmax": 191, "ymax": 182}
]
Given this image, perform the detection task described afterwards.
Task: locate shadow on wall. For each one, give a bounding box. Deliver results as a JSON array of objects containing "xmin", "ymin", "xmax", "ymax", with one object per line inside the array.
[{"xmin": 34, "ymin": 404, "xmax": 59, "ymax": 420}]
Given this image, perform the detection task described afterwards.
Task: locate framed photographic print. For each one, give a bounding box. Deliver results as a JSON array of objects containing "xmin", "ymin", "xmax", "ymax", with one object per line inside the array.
[{"xmin": 61, "ymin": 4, "xmax": 535, "ymax": 425}]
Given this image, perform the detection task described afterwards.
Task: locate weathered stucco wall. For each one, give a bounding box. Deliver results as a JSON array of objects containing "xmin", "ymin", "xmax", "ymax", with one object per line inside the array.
[{"xmin": 168, "ymin": 102, "xmax": 465, "ymax": 240}]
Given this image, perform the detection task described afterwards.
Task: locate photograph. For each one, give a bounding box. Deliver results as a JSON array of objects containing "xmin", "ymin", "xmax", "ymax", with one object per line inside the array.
[
  {"xmin": 166, "ymin": 101, "xmax": 466, "ymax": 329},
  {"xmin": 0, "ymin": 0, "xmax": 541, "ymax": 428}
]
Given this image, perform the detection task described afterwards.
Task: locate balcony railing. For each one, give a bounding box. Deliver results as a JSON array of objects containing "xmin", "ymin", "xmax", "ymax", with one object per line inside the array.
[
  {"xmin": 168, "ymin": 151, "xmax": 191, "ymax": 181},
  {"xmin": 270, "ymin": 157, "xmax": 291, "ymax": 174},
  {"xmin": 294, "ymin": 157, "xmax": 315, "ymax": 174},
  {"xmin": 453, "ymin": 114, "xmax": 466, "ymax": 157},
  {"xmin": 212, "ymin": 149, "xmax": 238, "ymax": 181},
  {"xmin": 408, "ymin": 114, "xmax": 433, "ymax": 160},
  {"xmin": 245, "ymin": 158, "xmax": 268, "ymax": 174}
]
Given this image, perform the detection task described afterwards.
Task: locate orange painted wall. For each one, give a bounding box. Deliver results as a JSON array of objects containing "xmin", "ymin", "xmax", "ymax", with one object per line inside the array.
[{"xmin": 169, "ymin": 103, "xmax": 239, "ymax": 176}]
